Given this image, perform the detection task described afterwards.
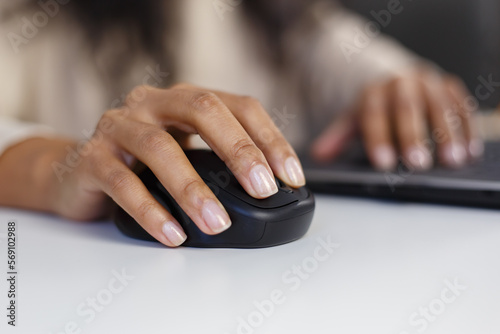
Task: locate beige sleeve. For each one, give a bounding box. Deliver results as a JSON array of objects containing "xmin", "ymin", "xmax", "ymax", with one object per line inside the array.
[
  {"xmin": 0, "ymin": 4, "xmax": 56, "ymax": 156},
  {"xmin": 0, "ymin": 117, "xmax": 54, "ymax": 155}
]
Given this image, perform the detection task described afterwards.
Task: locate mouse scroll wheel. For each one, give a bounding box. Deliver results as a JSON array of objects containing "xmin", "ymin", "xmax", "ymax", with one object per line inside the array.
[{"xmin": 276, "ymin": 178, "xmax": 294, "ymax": 193}]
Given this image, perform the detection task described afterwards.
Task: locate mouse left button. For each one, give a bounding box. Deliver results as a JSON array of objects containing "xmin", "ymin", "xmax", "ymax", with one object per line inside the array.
[{"xmin": 276, "ymin": 178, "xmax": 294, "ymax": 193}]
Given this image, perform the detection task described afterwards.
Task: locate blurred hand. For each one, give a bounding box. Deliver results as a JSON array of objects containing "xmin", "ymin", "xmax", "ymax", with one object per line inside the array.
[
  {"xmin": 51, "ymin": 83, "xmax": 305, "ymax": 247},
  {"xmin": 311, "ymin": 67, "xmax": 483, "ymax": 170}
]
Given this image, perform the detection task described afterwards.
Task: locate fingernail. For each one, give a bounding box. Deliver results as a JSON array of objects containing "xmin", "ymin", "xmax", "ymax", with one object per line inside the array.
[
  {"xmin": 406, "ymin": 146, "xmax": 433, "ymax": 170},
  {"xmin": 468, "ymin": 139, "xmax": 484, "ymax": 160},
  {"xmin": 443, "ymin": 143, "xmax": 467, "ymax": 168},
  {"xmin": 373, "ymin": 146, "xmax": 397, "ymax": 170},
  {"xmin": 249, "ymin": 164, "xmax": 278, "ymax": 197},
  {"xmin": 284, "ymin": 157, "xmax": 306, "ymax": 187},
  {"xmin": 162, "ymin": 221, "xmax": 187, "ymax": 246},
  {"xmin": 202, "ymin": 200, "xmax": 231, "ymax": 233}
]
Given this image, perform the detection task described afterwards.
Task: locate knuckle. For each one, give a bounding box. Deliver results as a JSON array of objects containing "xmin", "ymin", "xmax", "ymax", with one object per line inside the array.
[
  {"xmin": 179, "ymin": 178, "xmax": 206, "ymax": 200},
  {"xmin": 99, "ymin": 109, "xmax": 116, "ymax": 123},
  {"xmin": 137, "ymin": 128, "xmax": 172, "ymax": 155},
  {"xmin": 230, "ymin": 138, "xmax": 259, "ymax": 160},
  {"xmin": 97, "ymin": 110, "xmax": 118, "ymax": 131},
  {"xmin": 105, "ymin": 169, "xmax": 132, "ymax": 194},
  {"xmin": 190, "ymin": 92, "xmax": 222, "ymax": 114},
  {"xmin": 135, "ymin": 200, "xmax": 159, "ymax": 220}
]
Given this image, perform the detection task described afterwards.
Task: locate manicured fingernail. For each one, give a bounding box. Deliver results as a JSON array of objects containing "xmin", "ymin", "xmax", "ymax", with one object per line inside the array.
[
  {"xmin": 162, "ymin": 221, "xmax": 187, "ymax": 246},
  {"xmin": 443, "ymin": 143, "xmax": 466, "ymax": 168},
  {"xmin": 406, "ymin": 146, "xmax": 433, "ymax": 170},
  {"xmin": 284, "ymin": 157, "xmax": 305, "ymax": 187},
  {"xmin": 468, "ymin": 139, "xmax": 484, "ymax": 159},
  {"xmin": 373, "ymin": 146, "xmax": 397, "ymax": 170},
  {"xmin": 202, "ymin": 200, "xmax": 231, "ymax": 233},
  {"xmin": 249, "ymin": 164, "xmax": 278, "ymax": 197}
]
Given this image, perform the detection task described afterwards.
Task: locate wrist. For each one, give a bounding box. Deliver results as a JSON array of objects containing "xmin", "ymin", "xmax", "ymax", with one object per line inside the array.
[
  {"xmin": 0, "ymin": 137, "xmax": 77, "ymax": 214},
  {"xmin": 35, "ymin": 138, "xmax": 78, "ymax": 214}
]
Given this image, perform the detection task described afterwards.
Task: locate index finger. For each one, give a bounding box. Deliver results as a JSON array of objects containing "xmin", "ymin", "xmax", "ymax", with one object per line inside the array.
[{"xmin": 143, "ymin": 86, "xmax": 280, "ymax": 199}]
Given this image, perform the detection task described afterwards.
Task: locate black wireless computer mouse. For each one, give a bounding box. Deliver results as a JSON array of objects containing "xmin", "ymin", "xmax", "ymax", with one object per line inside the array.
[{"xmin": 113, "ymin": 150, "xmax": 315, "ymax": 248}]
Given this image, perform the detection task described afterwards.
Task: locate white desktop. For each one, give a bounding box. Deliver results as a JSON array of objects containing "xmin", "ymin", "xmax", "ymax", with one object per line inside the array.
[{"xmin": 1, "ymin": 194, "xmax": 499, "ymax": 334}]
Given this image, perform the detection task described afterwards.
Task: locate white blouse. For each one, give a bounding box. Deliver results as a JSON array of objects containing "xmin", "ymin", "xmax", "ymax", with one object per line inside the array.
[{"xmin": 0, "ymin": 0, "xmax": 417, "ymax": 154}]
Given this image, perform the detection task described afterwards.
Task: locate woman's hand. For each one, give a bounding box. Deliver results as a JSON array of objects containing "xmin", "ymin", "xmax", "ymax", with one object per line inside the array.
[
  {"xmin": 12, "ymin": 84, "xmax": 305, "ymax": 247},
  {"xmin": 311, "ymin": 68, "xmax": 483, "ymax": 171}
]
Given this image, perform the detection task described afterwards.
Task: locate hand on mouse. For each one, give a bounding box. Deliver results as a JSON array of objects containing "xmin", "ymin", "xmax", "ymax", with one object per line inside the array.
[
  {"xmin": 0, "ymin": 83, "xmax": 305, "ymax": 248},
  {"xmin": 311, "ymin": 67, "xmax": 484, "ymax": 171}
]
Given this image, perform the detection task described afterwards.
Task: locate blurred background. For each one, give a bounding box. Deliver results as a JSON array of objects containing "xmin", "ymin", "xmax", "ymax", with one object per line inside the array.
[{"xmin": 340, "ymin": 0, "xmax": 500, "ymax": 108}]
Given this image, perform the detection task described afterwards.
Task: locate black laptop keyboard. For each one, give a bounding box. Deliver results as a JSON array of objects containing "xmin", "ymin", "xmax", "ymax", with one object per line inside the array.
[
  {"xmin": 301, "ymin": 141, "xmax": 500, "ymax": 181},
  {"xmin": 424, "ymin": 142, "xmax": 500, "ymax": 180},
  {"xmin": 468, "ymin": 142, "xmax": 500, "ymax": 175}
]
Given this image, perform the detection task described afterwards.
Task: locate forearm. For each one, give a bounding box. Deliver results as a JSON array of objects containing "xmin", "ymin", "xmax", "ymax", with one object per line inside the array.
[{"xmin": 0, "ymin": 137, "xmax": 75, "ymax": 213}]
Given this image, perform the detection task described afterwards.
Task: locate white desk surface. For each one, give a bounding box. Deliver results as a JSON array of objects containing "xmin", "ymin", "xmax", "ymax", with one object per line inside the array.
[{"xmin": 1, "ymin": 195, "xmax": 499, "ymax": 334}]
